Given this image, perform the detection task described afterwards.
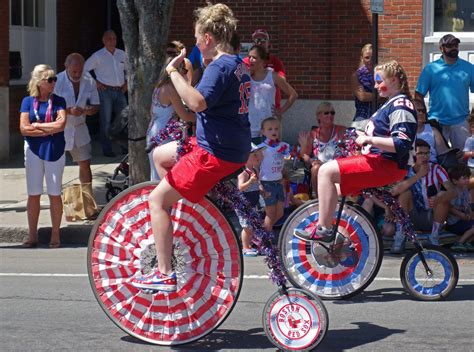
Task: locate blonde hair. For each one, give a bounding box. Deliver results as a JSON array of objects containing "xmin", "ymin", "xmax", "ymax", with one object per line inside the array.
[
  {"xmin": 194, "ymin": 3, "xmax": 237, "ymax": 53},
  {"xmin": 359, "ymin": 43, "xmax": 372, "ymax": 67},
  {"xmin": 316, "ymin": 101, "xmax": 334, "ymax": 115},
  {"xmin": 374, "ymin": 60, "xmax": 412, "ymax": 100},
  {"xmin": 27, "ymin": 64, "xmax": 55, "ymax": 97}
]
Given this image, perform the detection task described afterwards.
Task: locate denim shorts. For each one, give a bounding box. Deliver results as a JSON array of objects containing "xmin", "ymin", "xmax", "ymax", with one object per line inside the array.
[{"xmin": 261, "ymin": 180, "xmax": 285, "ymax": 206}]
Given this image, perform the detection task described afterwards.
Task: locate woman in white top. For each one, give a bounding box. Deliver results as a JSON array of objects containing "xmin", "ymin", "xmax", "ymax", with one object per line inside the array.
[
  {"xmin": 247, "ymin": 45, "xmax": 298, "ymax": 143},
  {"xmin": 147, "ymin": 56, "xmax": 195, "ymax": 180},
  {"xmin": 414, "ymin": 100, "xmax": 449, "ymax": 163}
]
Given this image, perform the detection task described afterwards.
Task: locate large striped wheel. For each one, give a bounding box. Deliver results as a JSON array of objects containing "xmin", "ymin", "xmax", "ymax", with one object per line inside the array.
[
  {"xmin": 279, "ymin": 200, "xmax": 383, "ymax": 300},
  {"xmin": 87, "ymin": 181, "xmax": 243, "ymax": 346}
]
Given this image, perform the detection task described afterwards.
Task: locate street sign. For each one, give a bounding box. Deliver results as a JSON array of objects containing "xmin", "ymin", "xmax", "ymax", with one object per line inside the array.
[{"xmin": 371, "ymin": 0, "xmax": 384, "ymax": 14}]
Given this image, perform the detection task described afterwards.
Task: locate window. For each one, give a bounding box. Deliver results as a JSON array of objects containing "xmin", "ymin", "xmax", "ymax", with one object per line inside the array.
[
  {"xmin": 9, "ymin": 0, "xmax": 45, "ymax": 28},
  {"xmin": 434, "ymin": 0, "xmax": 474, "ymax": 32}
]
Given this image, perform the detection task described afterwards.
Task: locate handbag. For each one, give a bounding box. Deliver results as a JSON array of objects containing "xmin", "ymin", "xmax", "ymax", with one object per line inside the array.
[
  {"xmin": 62, "ymin": 183, "xmax": 98, "ymax": 221},
  {"xmin": 436, "ymin": 148, "xmax": 464, "ymax": 171}
]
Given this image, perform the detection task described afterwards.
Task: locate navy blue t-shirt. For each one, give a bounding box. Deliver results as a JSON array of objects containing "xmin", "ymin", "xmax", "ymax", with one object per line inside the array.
[
  {"xmin": 196, "ymin": 54, "xmax": 251, "ymax": 163},
  {"xmin": 20, "ymin": 94, "xmax": 66, "ymax": 161},
  {"xmin": 364, "ymin": 94, "xmax": 417, "ymax": 169}
]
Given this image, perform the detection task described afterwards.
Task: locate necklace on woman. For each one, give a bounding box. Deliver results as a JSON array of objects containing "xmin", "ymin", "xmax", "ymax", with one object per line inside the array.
[{"xmin": 33, "ymin": 95, "xmax": 53, "ymax": 123}]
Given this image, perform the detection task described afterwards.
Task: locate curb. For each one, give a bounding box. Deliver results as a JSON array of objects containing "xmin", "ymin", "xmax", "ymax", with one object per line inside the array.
[{"xmin": 0, "ymin": 223, "xmax": 93, "ymax": 245}]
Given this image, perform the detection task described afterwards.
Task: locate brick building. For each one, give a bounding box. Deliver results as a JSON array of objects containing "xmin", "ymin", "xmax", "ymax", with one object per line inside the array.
[{"xmin": 1, "ymin": 0, "xmax": 473, "ymax": 161}]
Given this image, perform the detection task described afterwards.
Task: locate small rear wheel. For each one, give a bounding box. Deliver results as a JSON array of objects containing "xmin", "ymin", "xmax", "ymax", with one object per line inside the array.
[
  {"xmin": 400, "ymin": 244, "xmax": 458, "ymax": 301},
  {"xmin": 263, "ymin": 288, "xmax": 328, "ymax": 351}
]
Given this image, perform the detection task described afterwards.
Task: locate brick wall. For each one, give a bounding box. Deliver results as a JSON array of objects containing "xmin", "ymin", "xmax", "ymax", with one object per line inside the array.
[
  {"xmin": 376, "ymin": 0, "xmax": 423, "ymax": 97},
  {"xmin": 0, "ymin": 0, "xmax": 9, "ymax": 86},
  {"xmin": 167, "ymin": 0, "xmax": 422, "ymax": 100},
  {"xmin": 54, "ymin": 0, "xmax": 424, "ymax": 100}
]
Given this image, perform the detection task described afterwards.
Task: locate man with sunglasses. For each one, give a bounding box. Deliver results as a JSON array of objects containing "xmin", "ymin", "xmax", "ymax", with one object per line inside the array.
[
  {"xmin": 415, "ymin": 34, "xmax": 474, "ymax": 151},
  {"xmin": 243, "ymin": 29, "xmax": 286, "ymax": 110}
]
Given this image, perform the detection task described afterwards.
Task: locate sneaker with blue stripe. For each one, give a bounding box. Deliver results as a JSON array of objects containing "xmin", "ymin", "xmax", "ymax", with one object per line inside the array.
[{"xmin": 131, "ymin": 270, "xmax": 177, "ymax": 292}]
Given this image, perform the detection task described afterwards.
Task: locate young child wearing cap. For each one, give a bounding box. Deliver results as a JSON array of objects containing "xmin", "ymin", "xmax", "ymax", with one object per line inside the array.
[
  {"xmin": 237, "ymin": 143, "xmax": 265, "ymax": 257},
  {"xmin": 258, "ymin": 117, "xmax": 291, "ymax": 233}
]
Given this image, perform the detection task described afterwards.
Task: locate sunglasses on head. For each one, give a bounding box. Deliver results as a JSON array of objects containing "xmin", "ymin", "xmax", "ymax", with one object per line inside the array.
[
  {"xmin": 44, "ymin": 76, "xmax": 57, "ymax": 83},
  {"xmin": 253, "ymin": 38, "xmax": 267, "ymax": 44},
  {"xmin": 322, "ymin": 111, "xmax": 336, "ymax": 115}
]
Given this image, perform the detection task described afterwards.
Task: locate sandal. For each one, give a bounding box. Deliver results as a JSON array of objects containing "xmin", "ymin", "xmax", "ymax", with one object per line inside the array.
[
  {"xmin": 22, "ymin": 241, "xmax": 38, "ymax": 248},
  {"xmin": 243, "ymin": 248, "xmax": 258, "ymax": 257},
  {"xmin": 49, "ymin": 242, "xmax": 60, "ymax": 249}
]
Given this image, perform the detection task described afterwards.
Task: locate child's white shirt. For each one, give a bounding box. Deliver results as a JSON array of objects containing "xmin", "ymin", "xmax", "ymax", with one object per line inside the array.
[{"xmin": 258, "ymin": 140, "xmax": 290, "ymax": 181}]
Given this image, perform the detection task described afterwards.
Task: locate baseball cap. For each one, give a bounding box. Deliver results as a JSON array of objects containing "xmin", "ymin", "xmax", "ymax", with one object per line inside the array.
[
  {"xmin": 250, "ymin": 142, "xmax": 265, "ymax": 153},
  {"xmin": 439, "ymin": 34, "xmax": 460, "ymax": 46},
  {"xmin": 252, "ymin": 29, "xmax": 269, "ymax": 41}
]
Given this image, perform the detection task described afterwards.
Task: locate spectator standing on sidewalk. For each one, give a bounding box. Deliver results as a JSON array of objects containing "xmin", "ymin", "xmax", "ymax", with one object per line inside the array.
[
  {"xmin": 84, "ymin": 30, "xmax": 127, "ymax": 157},
  {"xmin": 54, "ymin": 53, "xmax": 100, "ymax": 185},
  {"xmin": 415, "ymin": 34, "xmax": 474, "ymax": 150},
  {"xmin": 351, "ymin": 43, "xmax": 374, "ymax": 131},
  {"xmin": 19, "ymin": 64, "xmax": 67, "ymax": 248},
  {"xmin": 244, "ymin": 29, "xmax": 286, "ymax": 110}
]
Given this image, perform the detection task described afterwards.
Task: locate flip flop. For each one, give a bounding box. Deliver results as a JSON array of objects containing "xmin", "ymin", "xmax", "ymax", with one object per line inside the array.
[
  {"xmin": 49, "ymin": 242, "xmax": 60, "ymax": 249},
  {"xmin": 22, "ymin": 241, "xmax": 38, "ymax": 248}
]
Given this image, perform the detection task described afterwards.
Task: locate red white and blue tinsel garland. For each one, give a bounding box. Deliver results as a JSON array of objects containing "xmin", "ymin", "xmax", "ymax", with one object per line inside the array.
[
  {"xmin": 336, "ymin": 128, "xmax": 416, "ymax": 242},
  {"xmin": 151, "ymin": 121, "xmax": 288, "ymax": 288}
]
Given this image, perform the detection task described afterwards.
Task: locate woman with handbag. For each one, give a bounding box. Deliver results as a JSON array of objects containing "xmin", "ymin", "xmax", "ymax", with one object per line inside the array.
[{"xmin": 19, "ymin": 64, "xmax": 67, "ymax": 248}]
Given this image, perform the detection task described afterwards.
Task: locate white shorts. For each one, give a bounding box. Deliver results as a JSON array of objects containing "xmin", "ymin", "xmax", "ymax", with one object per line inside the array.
[
  {"xmin": 24, "ymin": 145, "xmax": 65, "ymax": 196},
  {"xmin": 68, "ymin": 143, "xmax": 92, "ymax": 162}
]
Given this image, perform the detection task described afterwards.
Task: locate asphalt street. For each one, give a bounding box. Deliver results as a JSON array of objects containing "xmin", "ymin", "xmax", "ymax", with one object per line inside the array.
[{"xmin": 1, "ymin": 245, "xmax": 473, "ymax": 352}]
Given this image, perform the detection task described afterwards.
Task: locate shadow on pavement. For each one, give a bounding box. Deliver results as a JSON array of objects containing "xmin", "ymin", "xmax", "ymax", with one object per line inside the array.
[
  {"xmin": 120, "ymin": 327, "xmax": 274, "ymax": 350},
  {"xmin": 318, "ymin": 321, "xmax": 405, "ymax": 351},
  {"xmin": 332, "ymin": 284, "xmax": 473, "ymax": 303},
  {"xmin": 119, "ymin": 322, "xmax": 405, "ymax": 351}
]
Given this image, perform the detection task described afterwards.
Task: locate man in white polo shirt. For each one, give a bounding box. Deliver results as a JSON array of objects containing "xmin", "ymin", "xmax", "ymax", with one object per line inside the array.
[
  {"xmin": 55, "ymin": 53, "xmax": 99, "ymax": 184},
  {"xmin": 84, "ymin": 30, "xmax": 127, "ymax": 157}
]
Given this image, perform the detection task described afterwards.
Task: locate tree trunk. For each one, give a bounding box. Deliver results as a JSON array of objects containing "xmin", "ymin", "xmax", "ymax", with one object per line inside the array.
[{"xmin": 116, "ymin": 0, "xmax": 174, "ymax": 185}]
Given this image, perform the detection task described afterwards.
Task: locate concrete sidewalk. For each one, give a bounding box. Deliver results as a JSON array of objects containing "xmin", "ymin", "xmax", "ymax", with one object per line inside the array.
[{"xmin": 0, "ymin": 139, "xmax": 125, "ymax": 245}]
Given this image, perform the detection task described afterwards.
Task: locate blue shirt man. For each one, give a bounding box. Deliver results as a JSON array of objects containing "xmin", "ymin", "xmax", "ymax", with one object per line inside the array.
[{"xmin": 415, "ymin": 34, "xmax": 474, "ymax": 150}]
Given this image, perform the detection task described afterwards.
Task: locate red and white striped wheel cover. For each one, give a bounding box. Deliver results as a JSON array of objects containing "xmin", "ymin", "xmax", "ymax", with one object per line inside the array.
[{"xmin": 89, "ymin": 184, "xmax": 242, "ymax": 345}]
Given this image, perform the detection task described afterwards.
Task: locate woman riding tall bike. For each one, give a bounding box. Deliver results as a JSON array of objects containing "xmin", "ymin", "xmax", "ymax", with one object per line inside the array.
[{"xmin": 294, "ymin": 60, "xmax": 418, "ymax": 243}]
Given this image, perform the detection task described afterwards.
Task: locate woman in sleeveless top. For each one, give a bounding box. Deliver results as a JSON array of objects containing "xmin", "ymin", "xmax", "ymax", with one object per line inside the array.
[
  {"xmin": 414, "ymin": 100, "xmax": 449, "ymax": 163},
  {"xmin": 147, "ymin": 56, "xmax": 196, "ymax": 180},
  {"xmin": 351, "ymin": 44, "xmax": 374, "ymax": 131},
  {"xmin": 298, "ymin": 102, "xmax": 346, "ymax": 198},
  {"xmin": 247, "ymin": 45, "xmax": 298, "ymax": 143}
]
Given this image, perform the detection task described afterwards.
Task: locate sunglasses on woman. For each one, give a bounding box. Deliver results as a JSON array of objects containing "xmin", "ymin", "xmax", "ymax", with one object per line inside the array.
[
  {"xmin": 322, "ymin": 111, "xmax": 336, "ymax": 115},
  {"xmin": 44, "ymin": 76, "xmax": 57, "ymax": 83}
]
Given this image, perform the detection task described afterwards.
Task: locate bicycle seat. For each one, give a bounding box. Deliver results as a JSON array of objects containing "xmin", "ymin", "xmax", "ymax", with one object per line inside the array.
[{"xmin": 220, "ymin": 167, "xmax": 245, "ymax": 182}]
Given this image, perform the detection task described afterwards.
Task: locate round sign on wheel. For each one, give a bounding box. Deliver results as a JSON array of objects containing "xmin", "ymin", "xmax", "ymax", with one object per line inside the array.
[{"xmin": 263, "ymin": 288, "xmax": 328, "ymax": 351}]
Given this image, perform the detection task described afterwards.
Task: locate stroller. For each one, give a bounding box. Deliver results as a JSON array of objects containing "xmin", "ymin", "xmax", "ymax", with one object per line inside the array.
[
  {"xmin": 105, "ymin": 154, "xmax": 129, "ymax": 201},
  {"xmin": 105, "ymin": 106, "xmax": 130, "ymax": 201}
]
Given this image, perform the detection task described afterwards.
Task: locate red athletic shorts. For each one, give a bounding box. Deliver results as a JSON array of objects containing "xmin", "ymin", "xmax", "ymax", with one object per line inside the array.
[
  {"xmin": 337, "ymin": 154, "xmax": 407, "ymax": 196},
  {"xmin": 166, "ymin": 139, "xmax": 244, "ymax": 203}
]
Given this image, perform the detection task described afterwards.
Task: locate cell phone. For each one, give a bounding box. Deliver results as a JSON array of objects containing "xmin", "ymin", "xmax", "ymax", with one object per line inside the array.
[{"xmin": 427, "ymin": 185, "xmax": 437, "ymax": 198}]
